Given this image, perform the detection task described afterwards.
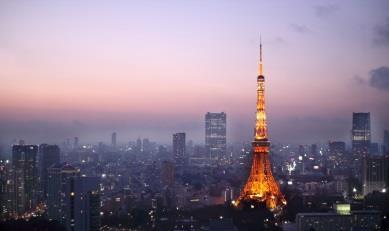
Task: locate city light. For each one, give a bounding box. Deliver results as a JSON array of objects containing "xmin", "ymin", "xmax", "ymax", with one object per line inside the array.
[{"xmin": 0, "ymin": 2, "xmax": 387, "ymax": 230}]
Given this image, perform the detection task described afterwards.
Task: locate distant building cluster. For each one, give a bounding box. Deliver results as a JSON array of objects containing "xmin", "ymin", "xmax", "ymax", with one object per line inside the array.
[
  {"xmin": 0, "ymin": 109, "xmax": 389, "ymax": 230},
  {"xmin": 0, "ymin": 111, "xmax": 388, "ymax": 230}
]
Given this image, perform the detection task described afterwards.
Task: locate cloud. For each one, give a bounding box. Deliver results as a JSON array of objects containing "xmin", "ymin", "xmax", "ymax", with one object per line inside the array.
[
  {"xmin": 369, "ymin": 66, "xmax": 389, "ymax": 91},
  {"xmin": 314, "ymin": 4, "xmax": 339, "ymax": 18},
  {"xmin": 290, "ymin": 24, "xmax": 312, "ymax": 34},
  {"xmin": 373, "ymin": 18, "xmax": 389, "ymax": 47}
]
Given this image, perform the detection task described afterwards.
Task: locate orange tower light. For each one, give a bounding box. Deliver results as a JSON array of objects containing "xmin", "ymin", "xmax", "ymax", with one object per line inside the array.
[{"xmin": 236, "ymin": 38, "xmax": 286, "ymax": 211}]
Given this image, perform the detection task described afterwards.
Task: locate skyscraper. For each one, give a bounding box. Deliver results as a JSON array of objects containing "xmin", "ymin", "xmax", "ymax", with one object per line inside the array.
[
  {"xmin": 384, "ymin": 130, "xmax": 389, "ymax": 154},
  {"xmin": 142, "ymin": 138, "xmax": 151, "ymax": 153},
  {"xmin": 237, "ymin": 39, "xmax": 286, "ymax": 210},
  {"xmin": 173, "ymin": 133, "xmax": 186, "ymax": 165},
  {"xmin": 352, "ymin": 112, "xmax": 371, "ymax": 156},
  {"xmin": 205, "ymin": 112, "xmax": 226, "ymax": 161},
  {"xmin": 161, "ymin": 160, "xmax": 175, "ymax": 187},
  {"xmin": 111, "ymin": 132, "xmax": 117, "ymax": 148},
  {"xmin": 310, "ymin": 144, "xmax": 318, "ymax": 157},
  {"xmin": 12, "ymin": 145, "xmax": 38, "ymax": 215},
  {"xmin": 47, "ymin": 163, "xmax": 80, "ymax": 223},
  {"xmin": 39, "ymin": 144, "xmax": 60, "ymax": 198},
  {"xmin": 73, "ymin": 137, "xmax": 79, "ymax": 150},
  {"xmin": 0, "ymin": 159, "xmax": 14, "ymax": 219},
  {"xmin": 66, "ymin": 176, "xmax": 100, "ymax": 231},
  {"xmin": 135, "ymin": 137, "xmax": 142, "ymax": 152},
  {"xmin": 362, "ymin": 155, "xmax": 389, "ymax": 196}
]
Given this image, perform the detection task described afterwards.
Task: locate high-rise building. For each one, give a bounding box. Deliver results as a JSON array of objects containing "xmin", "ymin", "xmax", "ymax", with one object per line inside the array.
[
  {"xmin": 352, "ymin": 112, "xmax": 371, "ymax": 156},
  {"xmin": 310, "ymin": 144, "xmax": 318, "ymax": 157},
  {"xmin": 362, "ymin": 155, "xmax": 389, "ymax": 196},
  {"xmin": 173, "ymin": 133, "xmax": 186, "ymax": 165},
  {"xmin": 0, "ymin": 159, "xmax": 14, "ymax": 219},
  {"xmin": 39, "ymin": 144, "xmax": 60, "ymax": 198},
  {"xmin": 87, "ymin": 191, "xmax": 101, "ymax": 231},
  {"xmin": 12, "ymin": 145, "xmax": 38, "ymax": 215},
  {"xmin": 329, "ymin": 141, "xmax": 346, "ymax": 156},
  {"xmin": 111, "ymin": 132, "xmax": 117, "ymax": 148},
  {"xmin": 73, "ymin": 137, "xmax": 79, "ymax": 150},
  {"xmin": 384, "ymin": 130, "xmax": 389, "ymax": 154},
  {"xmin": 298, "ymin": 145, "xmax": 305, "ymax": 156},
  {"xmin": 66, "ymin": 176, "xmax": 100, "ymax": 231},
  {"xmin": 236, "ymin": 40, "xmax": 286, "ymax": 210},
  {"xmin": 47, "ymin": 163, "xmax": 80, "ymax": 223},
  {"xmin": 161, "ymin": 160, "xmax": 175, "ymax": 187},
  {"xmin": 205, "ymin": 112, "xmax": 227, "ymax": 161},
  {"xmin": 142, "ymin": 138, "xmax": 151, "ymax": 153},
  {"xmin": 135, "ymin": 138, "xmax": 142, "ymax": 152}
]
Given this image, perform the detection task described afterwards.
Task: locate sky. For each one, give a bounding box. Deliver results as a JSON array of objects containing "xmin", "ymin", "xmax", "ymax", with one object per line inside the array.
[{"xmin": 1, "ymin": 0, "xmax": 389, "ymax": 145}]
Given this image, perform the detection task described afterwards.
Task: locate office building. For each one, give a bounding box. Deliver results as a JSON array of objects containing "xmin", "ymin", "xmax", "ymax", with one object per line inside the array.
[
  {"xmin": 12, "ymin": 145, "xmax": 38, "ymax": 215},
  {"xmin": 135, "ymin": 138, "xmax": 142, "ymax": 152},
  {"xmin": 384, "ymin": 130, "xmax": 389, "ymax": 154},
  {"xmin": 0, "ymin": 159, "xmax": 14, "ymax": 218},
  {"xmin": 173, "ymin": 133, "xmax": 186, "ymax": 165},
  {"xmin": 362, "ymin": 155, "xmax": 389, "ymax": 196},
  {"xmin": 142, "ymin": 138, "xmax": 151, "ymax": 153},
  {"xmin": 205, "ymin": 112, "xmax": 227, "ymax": 161},
  {"xmin": 47, "ymin": 163, "xmax": 80, "ymax": 223},
  {"xmin": 66, "ymin": 176, "xmax": 100, "ymax": 231},
  {"xmin": 111, "ymin": 132, "xmax": 117, "ymax": 148},
  {"xmin": 352, "ymin": 112, "xmax": 371, "ymax": 156},
  {"xmin": 161, "ymin": 160, "xmax": 175, "ymax": 187},
  {"xmin": 87, "ymin": 191, "xmax": 100, "ymax": 231},
  {"xmin": 39, "ymin": 144, "xmax": 60, "ymax": 198},
  {"xmin": 73, "ymin": 137, "xmax": 79, "ymax": 150},
  {"xmin": 310, "ymin": 144, "xmax": 317, "ymax": 157}
]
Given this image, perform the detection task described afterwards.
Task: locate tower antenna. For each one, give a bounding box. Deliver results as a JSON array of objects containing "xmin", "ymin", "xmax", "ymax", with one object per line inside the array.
[{"xmin": 259, "ymin": 35, "xmax": 263, "ymax": 76}]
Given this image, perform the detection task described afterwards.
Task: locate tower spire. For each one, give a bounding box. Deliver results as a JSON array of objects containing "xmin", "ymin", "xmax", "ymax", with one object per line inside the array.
[
  {"xmin": 259, "ymin": 35, "xmax": 263, "ymax": 76},
  {"xmin": 255, "ymin": 34, "xmax": 267, "ymax": 141}
]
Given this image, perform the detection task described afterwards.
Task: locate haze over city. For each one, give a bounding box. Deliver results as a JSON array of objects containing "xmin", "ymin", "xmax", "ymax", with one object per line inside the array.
[
  {"xmin": 1, "ymin": 0, "xmax": 389, "ymax": 144},
  {"xmin": 2, "ymin": 1, "xmax": 389, "ymax": 231}
]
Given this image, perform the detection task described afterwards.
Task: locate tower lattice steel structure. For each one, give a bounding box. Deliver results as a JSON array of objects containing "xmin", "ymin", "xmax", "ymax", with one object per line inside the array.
[{"xmin": 236, "ymin": 38, "xmax": 286, "ymax": 211}]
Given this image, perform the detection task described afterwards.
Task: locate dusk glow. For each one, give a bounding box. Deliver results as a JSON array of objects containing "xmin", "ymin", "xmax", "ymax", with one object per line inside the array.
[
  {"xmin": 1, "ymin": 1, "xmax": 389, "ymax": 144},
  {"xmin": 1, "ymin": 2, "xmax": 389, "ymax": 230}
]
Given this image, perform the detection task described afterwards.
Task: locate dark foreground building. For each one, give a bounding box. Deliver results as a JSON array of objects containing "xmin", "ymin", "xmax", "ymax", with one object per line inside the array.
[
  {"xmin": 296, "ymin": 204, "xmax": 381, "ymax": 231},
  {"xmin": 362, "ymin": 155, "xmax": 389, "ymax": 196},
  {"xmin": 39, "ymin": 144, "xmax": 60, "ymax": 198},
  {"xmin": 12, "ymin": 145, "xmax": 38, "ymax": 215},
  {"xmin": 66, "ymin": 176, "xmax": 100, "ymax": 231}
]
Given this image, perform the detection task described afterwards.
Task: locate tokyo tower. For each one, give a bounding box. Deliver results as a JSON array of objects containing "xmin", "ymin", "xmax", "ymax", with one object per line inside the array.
[{"xmin": 235, "ymin": 38, "xmax": 287, "ymax": 211}]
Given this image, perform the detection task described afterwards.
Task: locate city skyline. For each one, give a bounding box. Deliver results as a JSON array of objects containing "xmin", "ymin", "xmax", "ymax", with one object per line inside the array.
[{"xmin": 1, "ymin": 1, "xmax": 389, "ymax": 144}]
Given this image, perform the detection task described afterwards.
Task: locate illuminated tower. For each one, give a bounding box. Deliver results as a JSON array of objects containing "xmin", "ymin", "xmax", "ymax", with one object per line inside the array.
[{"xmin": 236, "ymin": 39, "xmax": 286, "ymax": 210}]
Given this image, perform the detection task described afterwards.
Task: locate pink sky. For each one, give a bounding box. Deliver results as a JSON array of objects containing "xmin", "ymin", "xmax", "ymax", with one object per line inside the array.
[{"xmin": 1, "ymin": 1, "xmax": 389, "ymax": 144}]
